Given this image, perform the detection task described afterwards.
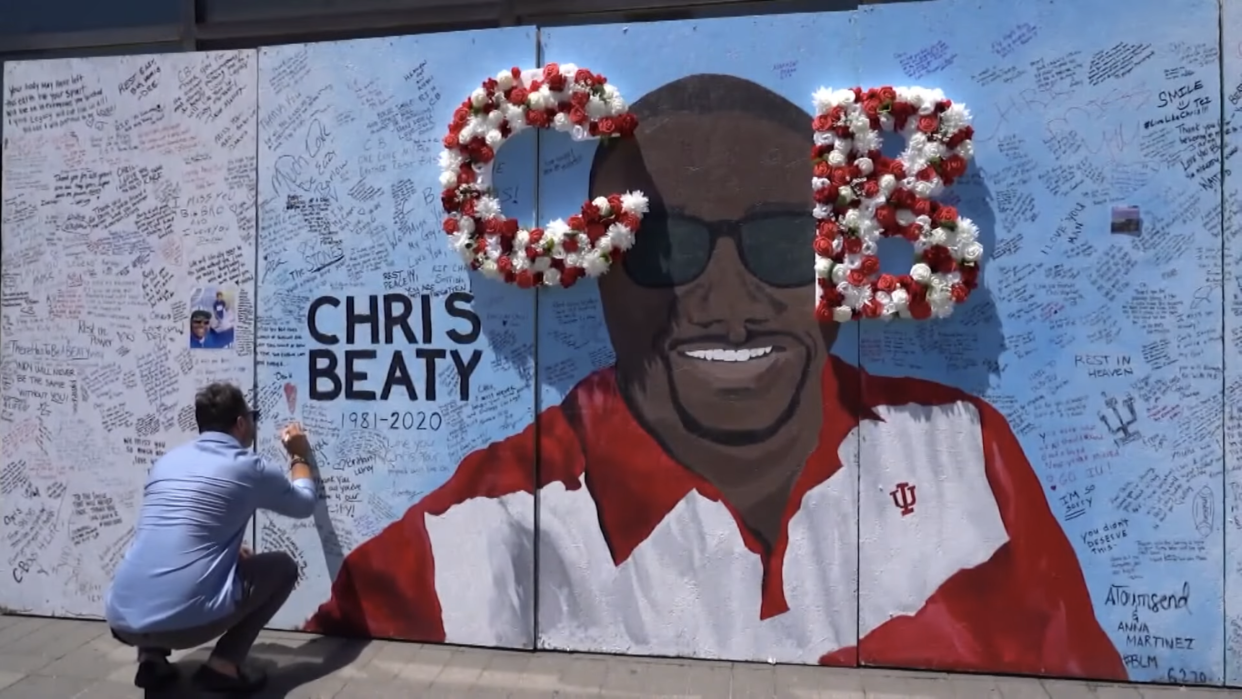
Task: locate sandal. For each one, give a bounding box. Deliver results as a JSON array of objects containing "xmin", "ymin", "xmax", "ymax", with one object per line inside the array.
[{"xmin": 191, "ymin": 663, "xmax": 268, "ymax": 694}]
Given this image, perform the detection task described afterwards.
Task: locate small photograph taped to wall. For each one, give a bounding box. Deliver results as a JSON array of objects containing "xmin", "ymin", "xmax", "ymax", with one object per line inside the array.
[
  {"xmin": 188, "ymin": 285, "xmax": 237, "ymax": 350},
  {"xmin": 1110, "ymin": 205, "xmax": 1141, "ymax": 235}
]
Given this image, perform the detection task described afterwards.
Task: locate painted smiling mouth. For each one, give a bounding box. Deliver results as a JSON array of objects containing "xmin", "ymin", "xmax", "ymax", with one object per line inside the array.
[{"xmin": 680, "ymin": 347, "xmax": 775, "ymax": 362}]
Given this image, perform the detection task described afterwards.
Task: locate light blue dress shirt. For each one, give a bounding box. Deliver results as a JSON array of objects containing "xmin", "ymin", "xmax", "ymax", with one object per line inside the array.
[{"xmin": 104, "ymin": 432, "xmax": 317, "ymax": 634}]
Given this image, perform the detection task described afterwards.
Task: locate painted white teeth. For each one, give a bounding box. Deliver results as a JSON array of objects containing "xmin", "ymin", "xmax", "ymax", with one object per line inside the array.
[{"xmin": 682, "ymin": 347, "xmax": 774, "ymax": 362}]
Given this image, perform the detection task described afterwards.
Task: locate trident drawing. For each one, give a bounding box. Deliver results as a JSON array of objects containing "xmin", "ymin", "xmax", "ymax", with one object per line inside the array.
[{"xmin": 1098, "ymin": 393, "xmax": 1139, "ymax": 447}]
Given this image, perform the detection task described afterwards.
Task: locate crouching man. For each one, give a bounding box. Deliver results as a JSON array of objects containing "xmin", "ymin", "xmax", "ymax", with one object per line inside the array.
[{"xmin": 105, "ymin": 382, "xmax": 318, "ymax": 694}]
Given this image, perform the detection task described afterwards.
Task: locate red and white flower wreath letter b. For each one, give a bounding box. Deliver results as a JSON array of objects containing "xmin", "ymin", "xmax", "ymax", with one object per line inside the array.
[
  {"xmin": 440, "ymin": 63, "xmax": 649, "ymax": 289},
  {"xmin": 811, "ymin": 86, "xmax": 982, "ymax": 322}
]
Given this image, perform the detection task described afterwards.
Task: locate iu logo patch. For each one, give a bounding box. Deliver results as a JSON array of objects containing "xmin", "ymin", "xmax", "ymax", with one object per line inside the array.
[{"xmin": 890, "ymin": 482, "xmax": 917, "ymax": 516}]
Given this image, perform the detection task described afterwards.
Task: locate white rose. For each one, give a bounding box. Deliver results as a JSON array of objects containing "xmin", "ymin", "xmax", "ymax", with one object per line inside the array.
[
  {"xmin": 889, "ymin": 287, "xmax": 909, "ymax": 308},
  {"xmin": 552, "ymin": 112, "xmax": 570, "ymax": 130},
  {"xmin": 543, "ymin": 268, "xmax": 561, "ymax": 287},
  {"xmin": 912, "ymin": 181, "xmax": 934, "ymax": 198},
  {"xmin": 827, "ymin": 151, "xmax": 847, "ymax": 167},
  {"xmin": 438, "ymin": 171, "xmax": 457, "ymax": 188},
  {"xmin": 855, "ymin": 157, "xmax": 873, "ymax": 175},
  {"xmin": 470, "ymin": 88, "xmax": 489, "ymax": 108},
  {"xmin": 831, "ymin": 264, "xmax": 849, "ymax": 284},
  {"xmin": 962, "ymin": 242, "xmax": 984, "ymax": 262},
  {"xmin": 485, "ymin": 129, "xmax": 504, "ymax": 148},
  {"xmin": 815, "ymin": 257, "xmax": 834, "ymax": 279},
  {"xmin": 592, "ymin": 196, "xmax": 611, "ymax": 215},
  {"xmin": 496, "ymin": 71, "xmax": 515, "ymax": 91},
  {"xmin": 910, "ymin": 263, "xmax": 932, "ymax": 283},
  {"xmin": 832, "ymin": 306, "xmax": 854, "ymax": 322}
]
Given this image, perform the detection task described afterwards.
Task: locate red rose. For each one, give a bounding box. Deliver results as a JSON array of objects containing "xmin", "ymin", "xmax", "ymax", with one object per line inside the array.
[
  {"xmin": 902, "ymin": 224, "xmax": 921, "ymax": 241},
  {"xmin": 502, "ymin": 218, "xmax": 519, "ymax": 236},
  {"xmin": 898, "ymin": 275, "xmax": 916, "ymax": 292},
  {"xmin": 862, "ymin": 300, "xmax": 882, "ymax": 319},
  {"xmin": 452, "ymin": 107, "xmax": 470, "ymax": 125},
  {"xmin": 457, "ymin": 167, "xmax": 477, "ymax": 185},
  {"xmin": 911, "ymin": 198, "xmax": 931, "ymax": 216},
  {"xmin": 828, "ymin": 106, "xmax": 844, "ymax": 123},
  {"xmin": 607, "ymin": 194, "xmax": 623, "ymax": 211},
  {"xmin": 563, "ymin": 236, "xmax": 580, "ymax": 253},
  {"xmin": 909, "ymin": 298, "xmax": 932, "ymax": 320},
  {"xmin": 917, "ymin": 166, "xmax": 937, "ymax": 182},
  {"xmin": 862, "ymin": 180, "xmax": 880, "ymax": 198},
  {"xmin": 542, "ymin": 63, "xmax": 560, "ymax": 80},
  {"xmin": 515, "ymin": 270, "xmax": 535, "ymax": 289},
  {"xmin": 598, "ymin": 117, "xmax": 617, "ymax": 134},
  {"xmin": 844, "ymin": 237, "xmax": 863, "ymax": 254},
  {"xmin": 442, "ymin": 133, "xmax": 459, "ymax": 150},
  {"xmin": 594, "ymin": 74, "xmax": 607, "ymax": 86},
  {"xmin": 547, "ymin": 74, "xmax": 567, "ymax": 92},
  {"xmin": 567, "ymin": 215, "xmax": 585, "ymax": 230},
  {"xmin": 560, "ymin": 267, "xmax": 581, "ymax": 287},
  {"xmin": 528, "ymin": 229, "xmax": 543, "ymax": 245},
  {"xmin": 818, "ymin": 220, "xmax": 839, "ymax": 238},
  {"xmin": 441, "ymin": 189, "xmax": 458, "ymax": 212},
  {"xmin": 961, "ymin": 265, "xmax": 979, "ymax": 289},
  {"xmin": 815, "ymin": 300, "xmax": 833, "ymax": 321},
  {"xmin": 813, "ymin": 237, "xmax": 835, "ymax": 256},
  {"xmin": 875, "ymin": 273, "xmax": 897, "ymax": 292},
  {"xmin": 570, "ymin": 91, "xmax": 589, "ymax": 108},
  {"xmin": 526, "ymin": 110, "xmax": 548, "ymax": 127},
  {"xmin": 442, "ymin": 217, "xmax": 458, "ymax": 234},
  {"xmin": 830, "ymin": 168, "xmax": 851, "ymax": 186},
  {"xmin": 860, "ymin": 255, "xmax": 880, "ymax": 275},
  {"xmin": 878, "ymin": 86, "xmax": 897, "ymax": 103},
  {"xmin": 525, "ymin": 245, "xmax": 540, "ymax": 259},
  {"xmin": 813, "ymin": 187, "xmax": 836, "ymax": 205},
  {"xmin": 862, "ymin": 99, "xmax": 881, "ymax": 117},
  {"xmin": 483, "ymin": 217, "xmax": 503, "ymax": 234},
  {"xmin": 569, "ymin": 106, "xmax": 588, "ymax": 125},
  {"xmin": 617, "ymin": 113, "xmax": 638, "ymax": 135},
  {"xmin": 875, "ymin": 205, "xmax": 896, "ymax": 228},
  {"xmin": 509, "ymin": 87, "xmax": 529, "ymax": 104},
  {"xmin": 586, "ymin": 223, "xmax": 606, "ymax": 243},
  {"xmin": 943, "ymin": 155, "xmax": 968, "ymax": 178},
  {"xmin": 483, "ymin": 78, "xmax": 498, "ymax": 92},
  {"xmin": 461, "ymin": 199, "xmax": 476, "ymax": 217},
  {"xmin": 847, "ymin": 269, "xmax": 866, "ymax": 286},
  {"xmin": 495, "ymin": 255, "xmax": 510, "ymax": 272},
  {"xmin": 510, "ymin": 67, "xmax": 522, "ymax": 79},
  {"xmin": 937, "ymin": 99, "xmax": 952, "ymax": 112},
  {"xmin": 888, "ymin": 160, "xmax": 906, "ymax": 178},
  {"xmin": 813, "ymin": 161, "xmax": 831, "ymax": 178},
  {"xmin": 617, "ymin": 213, "xmax": 640, "ymax": 230},
  {"xmin": 917, "ymin": 115, "xmax": 939, "ymax": 133},
  {"xmin": 950, "ymin": 284, "xmax": 969, "ymax": 303},
  {"xmin": 812, "ymin": 114, "xmax": 834, "ymax": 131},
  {"xmin": 574, "ymin": 69, "xmax": 594, "ymax": 84},
  {"xmin": 581, "ymin": 202, "xmax": 601, "ymax": 223},
  {"xmin": 935, "ymin": 205, "xmax": 959, "ymax": 223},
  {"xmin": 473, "ymin": 145, "xmax": 495, "ymax": 164}
]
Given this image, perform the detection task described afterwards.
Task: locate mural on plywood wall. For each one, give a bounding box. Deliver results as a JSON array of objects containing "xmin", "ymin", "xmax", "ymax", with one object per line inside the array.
[{"xmin": 262, "ymin": 0, "xmax": 1224, "ymax": 687}]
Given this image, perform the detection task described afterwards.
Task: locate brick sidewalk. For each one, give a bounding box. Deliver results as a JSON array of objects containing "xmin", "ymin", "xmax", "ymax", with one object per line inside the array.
[{"xmin": 0, "ymin": 615, "xmax": 1235, "ymax": 698}]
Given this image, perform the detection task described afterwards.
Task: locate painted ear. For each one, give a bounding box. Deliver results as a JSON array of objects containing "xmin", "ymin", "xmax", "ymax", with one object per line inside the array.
[
  {"xmin": 439, "ymin": 64, "xmax": 649, "ymax": 290},
  {"xmin": 811, "ymin": 86, "xmax": 981, "ymax": 323}
]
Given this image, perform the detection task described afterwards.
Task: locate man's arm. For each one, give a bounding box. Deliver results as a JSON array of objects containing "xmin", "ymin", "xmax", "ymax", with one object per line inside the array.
[
  {"xmin": 251, "ymin": 454, "xmax": 317, "ymax": 519},
  {"xmin": 976, "ymin": 400, "xmax": 1127, "ymax": 680},
  {"xmin": 252, "ymin": 424, "xmax": 318, "ymax": 519}
]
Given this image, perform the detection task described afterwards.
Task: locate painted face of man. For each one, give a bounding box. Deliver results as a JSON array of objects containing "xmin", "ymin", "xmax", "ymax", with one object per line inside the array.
[{"xmin": 592, "ymin": 75, "xmax": 839, "ymax": 450}]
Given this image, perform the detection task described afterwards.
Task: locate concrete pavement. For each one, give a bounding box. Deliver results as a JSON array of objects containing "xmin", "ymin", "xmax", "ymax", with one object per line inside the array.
[{"xmin": 0, "ymin": 614, "xmax": 1237, "ymax": 698}]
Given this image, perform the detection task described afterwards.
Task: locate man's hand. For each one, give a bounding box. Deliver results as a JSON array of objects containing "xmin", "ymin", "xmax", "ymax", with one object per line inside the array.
[
  {"xmin": 239, "ymin": 546, "xmax": 252, "ymax": 559},
  {"xmin": 281, "ymin": 423, "xmax": 312, "ymax": 460}
]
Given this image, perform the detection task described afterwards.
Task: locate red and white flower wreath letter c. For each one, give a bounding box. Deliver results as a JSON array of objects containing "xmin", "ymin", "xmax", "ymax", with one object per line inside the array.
[
  {"xmin": 811, "ymin": 86, "xmax": 981, "ymax": 322},
  {"xmin": 440, "ymin": 63, "xmax": 649, "ymax": 289}
]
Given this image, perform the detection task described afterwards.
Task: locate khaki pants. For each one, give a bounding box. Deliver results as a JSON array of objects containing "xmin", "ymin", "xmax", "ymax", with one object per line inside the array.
[{"xmin": 111, "ymin": 551, "xmax": 299, "ymax": 665}]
